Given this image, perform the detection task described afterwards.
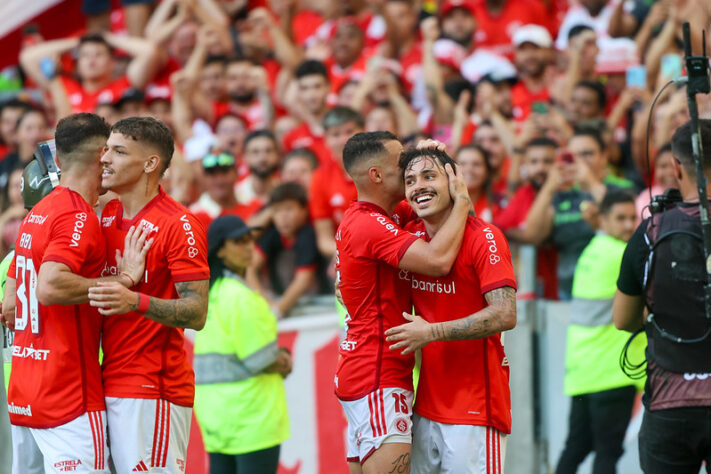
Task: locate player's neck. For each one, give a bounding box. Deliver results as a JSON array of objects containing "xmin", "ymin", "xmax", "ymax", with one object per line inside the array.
[
  {"xmin": 59, "ymin": 173, "xmax": 99, "ymax": 207},
  {"xmin": 422, "ymin": 206, "xmax": 453, "ymax": 237},
  {"xmin": 117, "ymin": 180, "xmax": 161, "ymax": 219}
]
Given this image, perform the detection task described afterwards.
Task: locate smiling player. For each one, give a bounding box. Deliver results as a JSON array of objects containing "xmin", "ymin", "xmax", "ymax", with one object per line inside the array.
[{"xmin": 386, "ymin": 148, "xmax": 517, "ymax": 474}]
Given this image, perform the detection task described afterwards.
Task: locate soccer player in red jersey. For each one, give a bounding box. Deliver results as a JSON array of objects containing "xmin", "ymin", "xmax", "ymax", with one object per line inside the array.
[
  {"xmin": 3, "ymin": 113, "xmax": 151, "ymax": 473},
  {"xmin": 335, "ymin": 131, "xmax": 471, "ymax": 473},
  {"xmin": 386, "ymin": 148, "xmax": 517, "ymax": 474},
  {"xmin": 87, "ymin": 117, "xmax": 210, "ymax": 473}
]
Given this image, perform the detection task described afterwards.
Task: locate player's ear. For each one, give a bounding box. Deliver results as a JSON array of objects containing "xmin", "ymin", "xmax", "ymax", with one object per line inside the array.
[
  {"xmin": 144, "ymin": 154, "xmax": 161, "ymax": 174},
  {"xmin": 367, "ymin": 166, "xmax": 382, "ymax": 184}
]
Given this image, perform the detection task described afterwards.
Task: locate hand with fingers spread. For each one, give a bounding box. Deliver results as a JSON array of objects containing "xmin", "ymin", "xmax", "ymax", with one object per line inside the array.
[
  {"xmin": 116, "ymin": 225, "xmax": 154, "ymax": 288},
  {"xmin": 385, "ymin": 311, "xmax": 434, "ymax": 355},
  {"xmin": 88, "ymin": 281, "xmax": 139, "ymax": 316}
]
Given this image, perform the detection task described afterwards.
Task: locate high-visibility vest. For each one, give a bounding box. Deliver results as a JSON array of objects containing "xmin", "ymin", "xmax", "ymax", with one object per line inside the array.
[
  {"xmin": 193, "ymin": 271, "xmax": 289, "ymax": 454},
  {"xmin": 564, "ymin": 234, "xmax": 646, "ymax": 396}
]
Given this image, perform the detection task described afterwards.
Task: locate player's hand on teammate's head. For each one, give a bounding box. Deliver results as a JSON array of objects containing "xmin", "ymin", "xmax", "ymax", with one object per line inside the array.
[
  {"xmin": 116, "ymin": 225, "xmax": 154, "ymax": 287},
  {"xmin": 445, "ymin": 163, "xmax": 472, "ymax": 208},
  {"xmin": 385, "ymin": 311, "xmax": 434, "ymax": 355},
  {"xmin": 88, "ymin": 281, "xmax": 139, "ymax": 316},
  {"xmin": 415, "ymin": 138, "xmax": 446, "ymax": 152}
]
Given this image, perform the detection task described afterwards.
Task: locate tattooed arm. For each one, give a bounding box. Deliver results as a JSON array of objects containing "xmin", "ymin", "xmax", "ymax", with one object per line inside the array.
[
  {"xmin": 88, "ymin": 279, "xmax": 209, "ymax": 330},
  {"xmin": 385, "ymin": 286, "xmax": 517, "ymax": 354}
]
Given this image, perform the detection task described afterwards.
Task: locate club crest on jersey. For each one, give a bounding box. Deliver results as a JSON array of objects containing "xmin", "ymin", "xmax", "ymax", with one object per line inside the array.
[
  {"xmin": 139, "ymin": 219, "xmax": 160, "ymax": 234},
  {"xmin": 395, "ymin": 418, "xmax": 408, "ymax": 434}
]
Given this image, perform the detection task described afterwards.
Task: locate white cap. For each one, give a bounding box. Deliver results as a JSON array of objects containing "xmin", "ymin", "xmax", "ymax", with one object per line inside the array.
[{"xmin": 512, "ymin": 24, "xmax": 553, "ymax": 48}]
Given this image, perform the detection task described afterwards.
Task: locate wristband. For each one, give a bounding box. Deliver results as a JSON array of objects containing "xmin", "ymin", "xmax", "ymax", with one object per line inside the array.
[
  {"xmin": 120, "ymin": 272, "xmax": 137, "ymax": 287},
  {"xmin": 136, "ymin": 293, "xmax": 150, "ymax": 314}
]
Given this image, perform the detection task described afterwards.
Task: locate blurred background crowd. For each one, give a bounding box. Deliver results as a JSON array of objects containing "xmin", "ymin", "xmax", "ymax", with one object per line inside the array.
[{"xmin": 1, "ymin": 0, "xmax": 710, "ymax": 311}]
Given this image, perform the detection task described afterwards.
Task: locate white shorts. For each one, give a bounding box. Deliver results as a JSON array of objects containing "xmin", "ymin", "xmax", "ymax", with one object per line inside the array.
[
  {"xmin": 411, "ymin": 414, "xmax": 507, "ymax": 474},
  {"xmin": 340, "ymin": 387, "xmax": 414, "ymax": 464},
  {"xmin": 12, "ymin": 411, "xmax": 109, "ymax": 473},
  {"xmin": 105, "ymin": 397, "xmax": 191, "ymax": 473}
]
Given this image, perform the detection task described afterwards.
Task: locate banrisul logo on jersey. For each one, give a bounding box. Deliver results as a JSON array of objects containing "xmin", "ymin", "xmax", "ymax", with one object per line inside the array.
[{"xmin": 411, "ymin": 275, "xmax": 456, "ymax": 294}]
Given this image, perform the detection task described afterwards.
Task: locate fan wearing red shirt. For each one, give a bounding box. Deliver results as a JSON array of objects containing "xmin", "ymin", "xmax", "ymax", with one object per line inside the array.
[
  {"xmin": 510, "ymin": 25, "xmax": 553, "ymax": 122},
  {"xmin": 88, "ymin": 117, "xmax": 209, "ymax": 474},
  {"xmin": 4, "ymin": 114, "xmax": 151, "ymax": 472},
  {"xmin": 472, "ymin": 0, "xmax": 551, "ymax": 58},
  {"xmin": 309, "ymin": 106, "xmax": 365, "ymax": 260},
  {"xmin": 336, "ymin": 132, "xmax": 471, "ymax": 472},
  {"xmin": 19, "ymin": 33, "xmax": 160, "ymax": 114},
  {"xmin": 282, "ymin": 60, "xmax": 332, "ymax": 165},
  {"xmin": 386, "ymin": 148, "xmax": 517, "ymax": 474}
]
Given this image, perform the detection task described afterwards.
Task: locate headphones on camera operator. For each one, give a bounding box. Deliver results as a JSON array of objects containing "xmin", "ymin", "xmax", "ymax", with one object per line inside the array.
[
  {"xmin": 20, "ymin": 139, "xmax": 60, "ymax": 210},
  {"xmin": 620, "ymin": 24, "xmax": 711, "ymax": 379}
]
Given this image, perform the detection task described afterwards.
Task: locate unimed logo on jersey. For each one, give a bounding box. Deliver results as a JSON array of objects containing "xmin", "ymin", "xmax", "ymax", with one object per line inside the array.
[{"xmin": 8, "ymin": 402, "xmax": 32, "ymax": 416}]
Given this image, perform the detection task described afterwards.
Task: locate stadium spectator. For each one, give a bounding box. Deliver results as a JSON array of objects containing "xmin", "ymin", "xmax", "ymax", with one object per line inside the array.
[
  {"xmin": 19, "ymin": 33, "xmax": 161, "ymax": 115},
  {"xmin": 236, "ymin": 130, "xmax": 282, "ymax": 211},
  {"xmin": 0, "ymin": 99, "xmax": 32, "ymax": 160},
  {"xmin": 473, "ymin": 121, "xmax": 510, "ymax": 195},
  {"xmin": 456, "ymin": 144, "xmax": 500, "ymax": 222},
  {"xmin": 254, "ymin": 182, "xmax": 327, "ymax": 317},
  {"xmin": 523, "ymin": 128, "xmax": 633, "ymax": 298},
  {"xmin": 635, "ymin": 143, "xmax": 678, "ymax": 224},
  {"xmin": 510, "ymin": 24, "xmax": 553, "ymax": 122},
  {"xmin": 190, "ymin": 152, "xmax": 261, "ymax": 229},
  {"xmin": 280, "ymin": 148, "xmax": 319, "ymax": 193},
  {"xmin": 309, "ymin": 106, "xmax": 364, "ymax": 259},
  {"xmin": 214, "ymin": 113, "xmax": 249, "ymax": 172},
  {"xmin": 282, "ymin": 60, "xmax": 332, "ymax": 164},
  {"xmin": 0, "ymin": 169, "xmax": 26, "ymax": 257},
  {"xmin": 568, "ymin": 80, "xmax": 606, "ymax": 126},
  {"xmin": 495, "ymin": 137, "xmax": 559, "ymax": 299},
  {"xmin": 472, "ymin": 0, "xmax": 551, "ymax": 58},
  {"xmin": 194, "ymin": 215, "xmax": 291, "ymax": 474},
  {"xmin": 386, "ymin": 147, "xmax": 516, "ymax": 473},
  {"xmin": 0, "ymin": 108, "xmax": 49, "ymax": 190},
  {"xmin": 556, "ymin": 190, "xmax": 644, "ymax": 474}
]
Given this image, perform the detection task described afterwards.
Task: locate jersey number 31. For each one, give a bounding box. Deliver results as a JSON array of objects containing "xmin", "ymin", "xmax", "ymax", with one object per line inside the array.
[{"xmin": 15, "ymin": 255, "xmax": 39, "ymax": 334}]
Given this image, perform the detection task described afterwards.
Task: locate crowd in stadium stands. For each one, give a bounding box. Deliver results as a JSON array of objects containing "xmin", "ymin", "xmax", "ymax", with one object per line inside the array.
[{"xmin": 1, "ymin": 0, "xmax": 711, "ymax": 467}]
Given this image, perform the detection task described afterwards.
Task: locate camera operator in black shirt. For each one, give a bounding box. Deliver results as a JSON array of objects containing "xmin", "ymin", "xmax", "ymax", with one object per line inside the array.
[{"xmin": 613, "ymin": 119, "xmax": 711, "ymax": 473}]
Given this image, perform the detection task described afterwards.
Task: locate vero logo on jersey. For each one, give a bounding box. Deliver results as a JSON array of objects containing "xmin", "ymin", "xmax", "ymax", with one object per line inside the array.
[
  {"xmin": 70, "ymin": 212, "xmax": 87, "ymax": 247},
  {"xmin": 369, "ymin": 213, "xmax": 398, "ymax": 235},
  {"xmin": 483, "ymin": 227, "xmax": 500, "ymax": 264}
]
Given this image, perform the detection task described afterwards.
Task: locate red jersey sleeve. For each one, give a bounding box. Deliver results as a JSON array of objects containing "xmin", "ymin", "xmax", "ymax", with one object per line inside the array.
[
  {"xmin": 164, "ymin": 212, "xmax": 210, "ymax": 282},
  {"xmin": 43, "ymin": 210, "xmax": 102, "ymax": 274},
  {"xmin": 470, "ymin": 222, "xmax": 517, "ymax": 294},
  {"xmin": 353, "ymin": 211, "xmax": 419, "ymax": 267}
]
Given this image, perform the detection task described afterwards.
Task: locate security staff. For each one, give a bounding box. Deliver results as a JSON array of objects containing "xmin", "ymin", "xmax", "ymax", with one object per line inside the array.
[{"xmin": 613, "ymin": 120, "xmax": 711, "ymax": 473}]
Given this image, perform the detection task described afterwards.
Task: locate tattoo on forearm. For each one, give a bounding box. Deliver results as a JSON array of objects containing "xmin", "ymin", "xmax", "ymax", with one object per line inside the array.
[
  {"xmin": 439, "ymin": 286, "xmax": 516, "ymax": 341},
  {"xmin": 145, "ymin": 280, "xmax": 208, "ymax": 328},
  {"xmin": 388, "ymin": 453, "xmax": 411, "ymax": 474}
]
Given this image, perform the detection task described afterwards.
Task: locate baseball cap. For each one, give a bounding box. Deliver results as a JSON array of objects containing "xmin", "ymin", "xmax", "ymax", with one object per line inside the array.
[
  {"xmin": 440, "ymin": 0, "xmax": 476, "ymax": 18},
  {"xmin": 208, "ymin": 215, "xmax": 259, "ymax": 256},
  {"xmin": 202, "ymin": 152, "xmax": 236, "ymax": 172},
  {"xmin": 512, "ymin": 24, "xmax": 553, "ymax": 48}
]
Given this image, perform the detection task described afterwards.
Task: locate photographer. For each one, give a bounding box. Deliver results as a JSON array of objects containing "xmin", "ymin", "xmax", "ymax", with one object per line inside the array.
[{"xmin": 613, "ymin": 119, "xmax": 711, "ymax": 473}]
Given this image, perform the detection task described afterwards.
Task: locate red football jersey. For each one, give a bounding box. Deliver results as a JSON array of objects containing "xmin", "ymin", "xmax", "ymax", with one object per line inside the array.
[
  {"xmin": 61, "ymin": 76, "xmax": 131, "ymax": 113},
  {"xmin": 8, "ymin": 187, "xmax": 106, "ymax": 428},
  {"xmin": 472, "ymin": 0, "xmax": 551, "ymax": 58},
  {"xmin": 308, "ymin": 159, "xmax": 357, "ymax": 227},
  {"xmin": 99, "ymin": 189, "xmax": 209, "ymax": 407},
  {"xmin": 335, "ymin": 201, "xmax": 419, "ymax": 400},
  {"xmin": 404, "ymin": 216, "xmax": 516, "ymax": 433}
]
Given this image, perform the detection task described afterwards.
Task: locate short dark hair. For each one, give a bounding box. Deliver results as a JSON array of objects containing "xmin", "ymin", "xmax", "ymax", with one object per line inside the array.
[
  {"xmin": 295, "ymin": 60, "xmax": 329, "ymax": 81},
  {"xmin": 323, "ymin": 106, "xmax": 365, "ymax": 131},
  {"xmin": 574, "ymin": 80, "xmax": 606, "ymax": 110},
  {"xmin": 572, "ymin": 127, "xmax": 606, "ymax": 151},
  {"xmin": 55, "ymin": 113, "xmax": 110, "ymax": 158},
  {"xmin": 399, "ymin": 148, "xmax": 457, "ymax": 178},
  {"xmin": 225, "ymin": 55, "xmax": 253, "ymax": 68},
  {"xmin": 244, "ymin": 129, "xmax": 278, "ymax": 150},
  {"xmin": 343, "ymin": 131, "xmax": 398, "ymax": 176},
  {"xmin": 111, "ymin": 117, "xmax": 174, "ymax": 173},
  {"xmin": 526, "ymin": 137, "xmax": 558, "ymax": 149},
  {"xmin": 600, "ymin": 189, "xmax": 635, "ymax": 215},
  {"xmin": 671, "ymin": 119, "xmax": 711, "ymax": 175},
  {"xmin": 205, "ymin": 54, "xmax": 227, "ymax": 67},
  {"xmin": 0, "ymin": 98, "xmax": 32, "ymax": 116},
  {"xmin": 270, "ymin": 181, "xmax": 308, "ymax": 206},
  {"xmin": 14, "ymin": 108, "xmax": 46, "ymax": 132},
  {"xmin": 568, "ymin": 24, "xmax": 594, "ymax": 41},
  {"xmin": 283, "ymin": 148, "xmax": 319, "ymax": 170},
  {"xmin": 656, "ymin": 142, "xmax": 672, "ymax": 160},
  {"xmin": 78, "ymin": 33, "xmax": 113, "ymax": 54}
]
